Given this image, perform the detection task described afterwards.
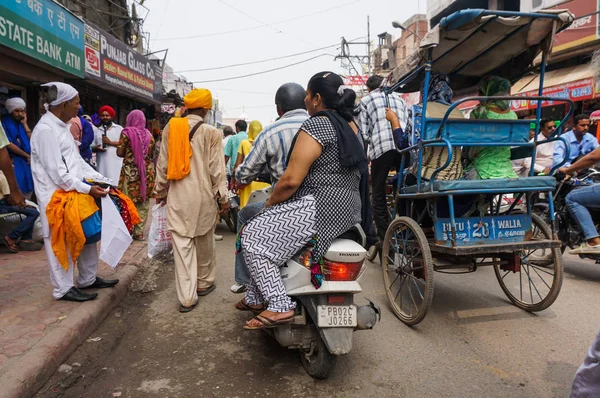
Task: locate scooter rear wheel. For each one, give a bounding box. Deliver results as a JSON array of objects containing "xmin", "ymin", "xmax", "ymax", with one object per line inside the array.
[{"xmin": 300, "ymin": 329, "xmax": 337, "ymax": 380}]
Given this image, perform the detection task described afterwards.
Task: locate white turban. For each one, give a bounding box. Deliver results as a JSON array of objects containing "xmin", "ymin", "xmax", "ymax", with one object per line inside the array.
[
  {"xmin": 41, "ymin": 82, "xmax": 78, "ymax": 108},
  {"xmin": 5, "ymin": 97, "xmax": 26, "ymax": 113}
]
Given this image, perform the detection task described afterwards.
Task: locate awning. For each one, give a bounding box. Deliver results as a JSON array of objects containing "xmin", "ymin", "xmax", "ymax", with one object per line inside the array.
[
  {"xmin": 511, "ymin": 63, "xmax": 595, "ymax": 94},
  {"xmin": 386, "ymin": 9, "xmax": 574, "ymax": 93},
  {"xmin": 510, "ymin": 63, "xmax": 596, "ymax": 111}
]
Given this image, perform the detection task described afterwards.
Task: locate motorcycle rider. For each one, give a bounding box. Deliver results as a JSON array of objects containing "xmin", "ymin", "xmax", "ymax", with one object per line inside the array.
[
  {"xmin": 558, "ymin": 146, "xmax": 600, "ymax": 254},
  {"xmin": 553, "ymin": 114, "xmax": 598, "ymax": 169},
  {"xmin": 230, "ymin": 83, "xmax": 309, "ymax": 293}
]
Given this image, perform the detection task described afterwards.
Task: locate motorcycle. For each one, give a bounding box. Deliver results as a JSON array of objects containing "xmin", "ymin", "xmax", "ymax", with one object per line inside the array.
[
  {"xmin": 533, "ymin": 168, "xmax": 600, "ymax": 264},
  {"xmin": 220, "ymin": 183, "xmax": 239, "ymax": 233},
  {"xmin": 246, "ymin": 188, "xmax": 380, "ymax": 379}
]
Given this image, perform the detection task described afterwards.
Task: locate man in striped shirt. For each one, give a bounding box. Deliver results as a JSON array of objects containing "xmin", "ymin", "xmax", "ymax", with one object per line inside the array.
[
  {"xmin": 359, "ymin": 75, "xmax": 406, "ymax": 245},
  {"xmin": 231, "ymin": 82, "xmax": 309, "ymax": 293}
]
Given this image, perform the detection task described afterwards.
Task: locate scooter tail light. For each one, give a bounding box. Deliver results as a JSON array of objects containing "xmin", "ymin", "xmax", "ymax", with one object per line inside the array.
[{"xmin": 322, "ymin": 259, "xmax": 364, "ymax": 281}]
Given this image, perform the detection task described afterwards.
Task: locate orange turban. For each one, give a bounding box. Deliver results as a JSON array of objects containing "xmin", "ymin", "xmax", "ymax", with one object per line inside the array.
[{"xmin": 184, "ymin": 89, "xmax": 212, "ymax": 110}]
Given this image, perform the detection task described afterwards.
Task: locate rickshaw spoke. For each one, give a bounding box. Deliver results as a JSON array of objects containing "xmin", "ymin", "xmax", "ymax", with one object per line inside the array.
[
  {"xmin": 522, "ymin": 263, "xmax": 543, "ymax": 302},
  {"xmin": 389, "ymin": 272, "xmax": 402, "ymax": 289},
  {"xmin": 409, "ymin": 276, "xmax": 424, "ymax": 300},
  {"xmin": 501, "ymin": 270, "xmax": 510, "ymax": 280},
  {"xmin": 530, "ymin": 264, "xmax": 552, "ymax": 290},
  {"xmin": 529, "ymin": 263, "xmax": 554, "ymax": 276}
]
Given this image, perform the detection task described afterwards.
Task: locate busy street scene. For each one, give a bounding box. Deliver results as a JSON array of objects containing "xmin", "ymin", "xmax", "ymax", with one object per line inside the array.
[{"xmin": 0, "ymin": 0, "xmax": 599, "ymax": 397}]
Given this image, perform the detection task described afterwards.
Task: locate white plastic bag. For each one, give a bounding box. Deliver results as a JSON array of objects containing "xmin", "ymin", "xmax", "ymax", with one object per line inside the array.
[
  {"xmin": 100, "ymin": 196, "xmax": 133, "ymax": 268},
  {"xmin": 148, "ymin": 204, "xmax": 171, "ymax": 258}
]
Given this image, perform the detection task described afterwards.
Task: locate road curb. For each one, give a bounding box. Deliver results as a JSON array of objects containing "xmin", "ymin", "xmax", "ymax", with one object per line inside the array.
[{"xmin": 0, "ymin": 244, "xmax": 147, "ymax": 398}]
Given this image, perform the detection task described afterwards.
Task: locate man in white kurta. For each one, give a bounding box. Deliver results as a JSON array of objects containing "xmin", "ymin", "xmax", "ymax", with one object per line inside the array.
[
  {"xmin": 154, "ymin": 88, "xmax": 229, "ymax": 312},
  {"xmin": 93, "ymin": 105, "xmax": 124, "ymax": 183},
  {"xmin": 31, "ymin": 83, "xmax": 119, "ymax": 301}
]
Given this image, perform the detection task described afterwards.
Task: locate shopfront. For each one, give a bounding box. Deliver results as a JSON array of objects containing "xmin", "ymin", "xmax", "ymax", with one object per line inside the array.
[
  {"xmin": 71, "ymin": 22, "xmax": 162, "ymax": 126},
  {"xmin": 510, "ymin": 63, "xmax": 598, "ymax": 125},
  {"xmin": 0, "ymin": 0, "xmax": 84, "ymax": 122}
]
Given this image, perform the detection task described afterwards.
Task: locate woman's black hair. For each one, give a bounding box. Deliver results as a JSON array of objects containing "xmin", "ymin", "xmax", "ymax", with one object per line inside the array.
[{"xmin": 307, "ymin": 71, "xmax": 358, "ymax": 121}]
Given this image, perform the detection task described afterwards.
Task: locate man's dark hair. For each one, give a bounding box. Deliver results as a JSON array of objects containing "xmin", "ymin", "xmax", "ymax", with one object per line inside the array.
[
  {"xmin": 366, "ymin": 75, "xmax": 384, "ymax": 91},
  {"xmin": 575, "ymin": 114, "xmax": 590, "ymax": 124},
  {"xmin": 235, "ymin": 119, "xmax": 247, "ymax": 132},
  {"xmin": 540, "ymin": 118, "xmax": 553, "ymax": 128},
  {"xmin": 275, "ymin": 83, "xmax": 306, "ymax": 113},
  {"xmin": 223, "ymin": 126, "xmax": 234, "ymax": 137}
]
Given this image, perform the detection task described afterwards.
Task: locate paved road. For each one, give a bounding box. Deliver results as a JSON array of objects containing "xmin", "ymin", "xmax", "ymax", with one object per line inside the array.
[{"xmin": 36, "ymin": 225, "xmax": 600, "ymax": 398}]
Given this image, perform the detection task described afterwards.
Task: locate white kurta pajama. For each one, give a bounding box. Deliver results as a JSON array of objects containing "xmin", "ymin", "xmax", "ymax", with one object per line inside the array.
[
  {"xmin": 94, "ymin": 123, "xmax": 124, "ymax": 183},
  {"xmin": 154, "ymin": 115, "xmax": 228, "ymax": 308},
  {"xmin": 31, "ymin": 112, "xmax": 108, "ymax": 299}
]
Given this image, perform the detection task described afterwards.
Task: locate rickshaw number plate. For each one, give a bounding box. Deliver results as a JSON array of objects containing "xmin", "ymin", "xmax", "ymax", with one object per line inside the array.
[
  {"xmin": 317, "ymin": 305, "xmax": 357, "ymax": 328},
  {"xmin": 435, "ymin": 215, "xmax": 532, "ymax": 246}
]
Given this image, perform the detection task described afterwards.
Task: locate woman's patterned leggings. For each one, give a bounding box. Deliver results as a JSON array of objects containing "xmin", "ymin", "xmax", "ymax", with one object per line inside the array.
[{"xmin": 241, "ymin": 195, "xmax": 317, "ymax": 312}]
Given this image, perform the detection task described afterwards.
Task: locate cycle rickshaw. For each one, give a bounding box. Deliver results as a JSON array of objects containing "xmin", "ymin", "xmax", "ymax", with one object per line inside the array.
[{"xmin": 381, "ymin": 8, "xmax": 575, "ymax": 325}]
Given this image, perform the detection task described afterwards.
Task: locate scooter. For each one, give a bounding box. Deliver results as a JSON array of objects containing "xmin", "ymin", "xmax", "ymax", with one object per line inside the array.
[{"xmin": 246, "ymin": 188, "xmax": 380, "ymax": 379}]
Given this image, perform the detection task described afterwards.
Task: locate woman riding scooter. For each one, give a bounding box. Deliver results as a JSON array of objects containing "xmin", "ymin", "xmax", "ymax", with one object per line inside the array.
[{"xmin": 235, "ymin": 71, "xmax": 366, "ymax": 330}]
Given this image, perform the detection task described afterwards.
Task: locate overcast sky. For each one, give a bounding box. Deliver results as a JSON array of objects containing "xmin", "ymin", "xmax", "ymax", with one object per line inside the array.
[{"xmin": 142, "ymin": 0, "xmax": 427, "ymax": 125}]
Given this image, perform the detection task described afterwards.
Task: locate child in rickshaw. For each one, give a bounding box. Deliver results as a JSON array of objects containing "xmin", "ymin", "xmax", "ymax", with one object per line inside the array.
[{"xmin": 464, "ymin": 76, "xmax": 519, "ymax": 180}]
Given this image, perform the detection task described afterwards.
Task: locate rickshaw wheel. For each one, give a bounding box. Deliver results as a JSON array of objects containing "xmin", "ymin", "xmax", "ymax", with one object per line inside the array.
[
  {"xmin": 493, "ymin": 214, "xmax": 563, "ymax": 312},
  {"xmin": 382, "ymin": 216, "xmax": 434, "ymax": 326}
]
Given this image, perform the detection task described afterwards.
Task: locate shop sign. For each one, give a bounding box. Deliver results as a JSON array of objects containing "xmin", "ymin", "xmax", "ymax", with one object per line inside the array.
[
  {"xmin": 511, "ymin": 78, "xmax": 595, "ymax": 111},
  {"xmin": 84, "ymin": 22, "xmax": 163, "ymax": 103},
  {"xmin": 161, "ymin": 103, "xmax": 175, "ymax": 114},
  {"xmin": 550, "ymin": 0, "xmax": 599, "ymax": 54},
  {"xmin": 0, "ymin": 0, "xmax": 84, "ymax": 77},
  {"xmin": 342, "ymin": 75, "xmax": 369, "ymax": 87}
]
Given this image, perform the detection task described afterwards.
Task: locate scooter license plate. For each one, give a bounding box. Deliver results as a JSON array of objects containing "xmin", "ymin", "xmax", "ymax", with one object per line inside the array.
[{"xmin": 317, "ymin": 305, "xmax": 357, "ymax": 328}]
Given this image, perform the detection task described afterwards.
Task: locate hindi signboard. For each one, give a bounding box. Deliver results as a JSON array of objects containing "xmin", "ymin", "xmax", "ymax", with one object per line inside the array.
[{"xmin": 0, "ymin": 0, "xmax": 84, "ymax": 77}]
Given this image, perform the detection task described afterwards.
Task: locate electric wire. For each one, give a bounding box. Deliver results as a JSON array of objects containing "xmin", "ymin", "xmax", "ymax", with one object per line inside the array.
[
  {"xmin": 190, "ymin": 54, "xmax": 331, "ymax": 83},
  {"xmin": 175, "ymin": 44, "xmax": 339, "ymax": 73}
]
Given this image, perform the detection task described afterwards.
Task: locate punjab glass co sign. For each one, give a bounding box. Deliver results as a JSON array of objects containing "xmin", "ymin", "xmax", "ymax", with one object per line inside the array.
[
  {"xmin": 84, "ymin": 22, "xmax": 162, "ymax": 103},
  {"xmin": 0, "ymin": 0, "xmax": 84, "ymax": 77}
]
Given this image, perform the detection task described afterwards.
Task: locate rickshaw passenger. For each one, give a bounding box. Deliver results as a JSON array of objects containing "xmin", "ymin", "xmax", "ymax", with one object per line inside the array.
[
  {"xmin": 464, "ymin": 76, "xmax": 518, "ymax": 180},
  {"xmin": 406, "ymin": 73, "xmax": 464, "ymax": 181},
  {"xmin": 396, "ymin": 74, "xmax": 472, "ymax": 223}
]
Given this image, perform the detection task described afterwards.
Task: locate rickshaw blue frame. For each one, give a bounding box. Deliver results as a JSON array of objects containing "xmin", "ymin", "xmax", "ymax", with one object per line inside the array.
[{"xmin": 383, "ymin": 9, "xmax": 574, "ymax": 252}]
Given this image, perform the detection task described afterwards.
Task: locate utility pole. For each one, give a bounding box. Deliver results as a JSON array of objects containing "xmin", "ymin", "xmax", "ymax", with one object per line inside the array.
[{"xmin": 367, "ymin": 15, "xmax": 372, "ymax": 74}]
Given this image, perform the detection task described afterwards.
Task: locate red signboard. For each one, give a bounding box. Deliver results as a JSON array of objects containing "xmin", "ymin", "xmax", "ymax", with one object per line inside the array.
[
  {"xmin": 510, "ymin": 78, "xmax": 595, "ymax": 111},
  {"xmin": 342, "ymin": 75, "xmax": 369, "ymax": 87},
  {"xmin": 551, "ymin": 0, "xmax": 599, "ymax": 53}
]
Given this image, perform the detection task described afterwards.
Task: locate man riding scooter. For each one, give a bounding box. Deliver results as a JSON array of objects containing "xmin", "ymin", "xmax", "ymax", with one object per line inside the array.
[
  {"xmin": 559, "ymin": 146, "xmax": 600, "ymax": 254},
  {"xmin": 230, "ymin": 83, "xmax": 309, "ymax": 293}
]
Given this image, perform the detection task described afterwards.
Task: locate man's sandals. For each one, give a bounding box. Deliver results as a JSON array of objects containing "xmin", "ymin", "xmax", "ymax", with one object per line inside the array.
[{"xmin": 1, "ymin": 236, "xmax": 18, "ymax": 253}]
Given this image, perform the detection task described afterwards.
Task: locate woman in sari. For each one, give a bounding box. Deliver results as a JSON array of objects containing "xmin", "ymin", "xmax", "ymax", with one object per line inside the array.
[
  {"xmin": 233, "ymin": 120, "xmax": 271, "ymax": 208},
  {"xmin": 465, "ymin": 76, "xmax": 518, "ymax": 180},
  {"xmin": 117, "ymin": 110, "xmax": 156, "ymax": 240}
]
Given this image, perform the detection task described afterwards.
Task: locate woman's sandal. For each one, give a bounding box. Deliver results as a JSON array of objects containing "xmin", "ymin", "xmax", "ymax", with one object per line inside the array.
[
  {"xmin": 234, "ymin": 299, "xmax": 264, "ymax": 314},
  {"xmin": 243, "ymin": 314, "xmax": 294, "ymax": 330},
  {"xmin": 1, "ymin": 236, "xmax": 19, "ymax": 253}
]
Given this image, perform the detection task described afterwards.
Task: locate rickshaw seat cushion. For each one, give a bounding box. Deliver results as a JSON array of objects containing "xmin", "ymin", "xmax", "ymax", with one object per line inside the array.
[
  {"xmin": 422, "ymin": 119, "xmax": 530, "ymax": 143},
  {"xmin": 401, "ymin": 176, "xmax": 556, "ymax": 194}
]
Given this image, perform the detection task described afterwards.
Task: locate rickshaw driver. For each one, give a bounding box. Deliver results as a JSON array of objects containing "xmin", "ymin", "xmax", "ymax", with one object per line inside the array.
[{"xmin": 559, "ymin": 146, "xmax": 600, "ymax": 254}]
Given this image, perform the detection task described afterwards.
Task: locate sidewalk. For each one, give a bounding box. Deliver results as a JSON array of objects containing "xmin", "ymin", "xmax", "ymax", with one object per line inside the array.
[{"xmin": 0, "ymin": 240, "xmax": 147, "ymax": 398}]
